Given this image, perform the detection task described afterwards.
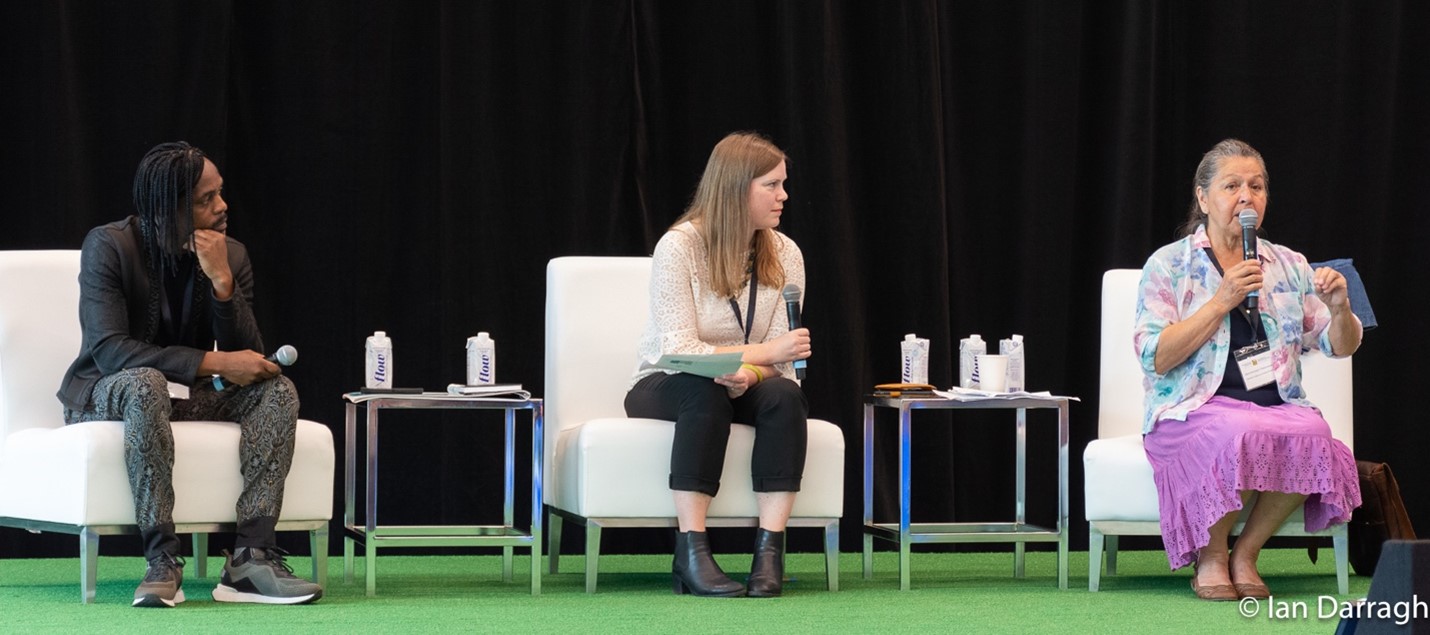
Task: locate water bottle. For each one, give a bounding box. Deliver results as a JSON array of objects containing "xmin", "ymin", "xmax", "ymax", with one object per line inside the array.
[
  {"xmin": 999, "ymin": 334, "xmax": 1025, "ymax": 392},
  {"xmin": 900, "ymin": 333, "xmax": 929, "ymax": 385},
  {"xmin": 959, "ymin": 334, "xmax": 986, "ymax": 389},
  {"xmin": 365, "ymin": 331, "xmax": 393, "ymax": 389},
  {"xmin": 467, "ymin": 332, "xmax": 495, "ymax": 385}
]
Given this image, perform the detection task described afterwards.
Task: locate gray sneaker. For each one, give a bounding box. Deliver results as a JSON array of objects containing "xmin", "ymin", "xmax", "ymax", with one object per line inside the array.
[
  {"xmin": 133, "ymin": 553, "xmax": 185, "ymax": 607},
  {"xmin": 212, "ymin": 547, "xmax": 323, "ymax": 605}
]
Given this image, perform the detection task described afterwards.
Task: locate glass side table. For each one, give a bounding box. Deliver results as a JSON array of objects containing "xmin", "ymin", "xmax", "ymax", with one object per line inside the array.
[
  {"xmin": 342, "ymin": 392, "xmax": 543, "ymax": 595},
  {"xmin": 863, "ymin": 394, "xmax": 1070, "ymax": 590}
]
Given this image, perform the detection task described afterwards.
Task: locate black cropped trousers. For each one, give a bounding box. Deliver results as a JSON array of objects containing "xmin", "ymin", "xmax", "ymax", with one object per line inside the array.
[{"xmin": 625, "ymin": 372, "xmax": 808, "ymax": 497}]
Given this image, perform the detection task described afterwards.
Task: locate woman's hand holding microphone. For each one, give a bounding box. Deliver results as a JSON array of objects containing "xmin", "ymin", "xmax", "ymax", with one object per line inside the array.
[
  {"xmin": 715, "ymin": 328, "xmax": 811, "ymax": 398},
  {"xmin": 764, "ymin": 328, "xmax": 811, "ymax": 365}
]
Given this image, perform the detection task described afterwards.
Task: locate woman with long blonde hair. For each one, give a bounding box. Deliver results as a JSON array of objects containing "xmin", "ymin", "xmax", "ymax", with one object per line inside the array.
[{"xmin": 625, "ymin": 132, "xmax": 813, "ymax": 597}]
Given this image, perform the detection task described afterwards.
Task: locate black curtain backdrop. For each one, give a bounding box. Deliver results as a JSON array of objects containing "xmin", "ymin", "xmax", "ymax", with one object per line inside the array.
[{"xmin": 2, "ymin": 1, "xmax": 1426, "ymax": 559}]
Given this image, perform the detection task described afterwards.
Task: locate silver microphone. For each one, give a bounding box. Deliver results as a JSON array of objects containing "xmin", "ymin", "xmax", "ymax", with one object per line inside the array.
[
  {"xmin": 269, "ymin": 344, "xmax": 299, "ymax": 366},
  {"xmin": 212, "ymin": 345, "xmax": 297, "ymax": 390}
]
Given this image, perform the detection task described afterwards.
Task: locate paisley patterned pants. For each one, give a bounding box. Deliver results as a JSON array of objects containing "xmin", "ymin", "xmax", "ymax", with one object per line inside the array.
[{"xmin": 64, "ymin": 368, "xmax": 300, "ymax": 531}]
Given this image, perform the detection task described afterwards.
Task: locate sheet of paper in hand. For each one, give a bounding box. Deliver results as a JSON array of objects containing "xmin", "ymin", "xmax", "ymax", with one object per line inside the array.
[{"xmin": 653, "ymin": 352, "xmax": 745, "ymax": 378}]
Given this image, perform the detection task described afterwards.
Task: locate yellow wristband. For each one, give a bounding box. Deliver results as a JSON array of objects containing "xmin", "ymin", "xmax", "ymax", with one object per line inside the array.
[{"xmin": 740, "ymin": 363, "xmax": 765, "ymax": 383}]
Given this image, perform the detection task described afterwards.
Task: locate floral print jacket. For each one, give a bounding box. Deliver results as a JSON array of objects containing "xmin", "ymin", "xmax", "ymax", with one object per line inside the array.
[{"xmin": 1133, "ymin": 225, "xmax": 1358, "ymax": 433}]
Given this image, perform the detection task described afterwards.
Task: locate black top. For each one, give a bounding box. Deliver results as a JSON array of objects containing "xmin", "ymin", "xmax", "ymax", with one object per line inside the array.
[
  {"xmin": 159, "ymin": 253, "xmax": 197, "ymax": 347},
  {"xmin": 1213, "ymin": 306, "xmax": 1284, "ymax": 406},
  {"xmin": 1203, "ymin": 247, "xmax": 1283, "ymax": 406}
]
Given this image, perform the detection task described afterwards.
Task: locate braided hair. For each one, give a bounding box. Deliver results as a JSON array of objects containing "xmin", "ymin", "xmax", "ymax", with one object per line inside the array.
[
  {"xmin": 131, "ymin": 141, "xmax": 210, "ymax": 342},
  {"xmin": 132, "ymin": 141, "xmax": 207, "ymax": 276}
]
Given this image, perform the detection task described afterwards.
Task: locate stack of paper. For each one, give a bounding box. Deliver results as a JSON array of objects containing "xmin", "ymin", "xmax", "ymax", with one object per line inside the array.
[
  {"xmin": 446, "ymin": 384, "xmax": 532, "ymax": 399},
  {"xmin": 933, "ymin": 387, "xmax": 1080, "ymax": 402},
  {"xmin": 344, "ymin": 385, "xmax": 534, "ymax": 404}
]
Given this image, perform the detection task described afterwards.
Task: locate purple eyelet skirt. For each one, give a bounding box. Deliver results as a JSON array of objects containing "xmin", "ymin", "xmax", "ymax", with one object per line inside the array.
[{"xmin": 1143, "ymin": 396, "xmax": 1361, "ymax": 570}]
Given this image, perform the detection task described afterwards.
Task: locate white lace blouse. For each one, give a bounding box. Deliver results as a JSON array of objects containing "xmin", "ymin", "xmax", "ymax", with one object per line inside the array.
[{"xmin": 631, "ymin": 221, "xmax": 806, "ymax": 387}]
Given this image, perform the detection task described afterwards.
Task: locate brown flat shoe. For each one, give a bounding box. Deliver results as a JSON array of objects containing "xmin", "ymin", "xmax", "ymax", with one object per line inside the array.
[
  {"xmin": 1192, "ymin": 579, "xmax": 1239, "ymax": 601},
  {"xmin": 1234, "ymin": 582, "xmax": 1271, "ymax": 599},
  {"xmin": 1191, "ymin": 564, "xmax": 1238, "ymax": 601}
]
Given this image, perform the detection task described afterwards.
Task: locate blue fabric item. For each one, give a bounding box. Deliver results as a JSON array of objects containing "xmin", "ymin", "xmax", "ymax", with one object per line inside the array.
[{"xmin": 1309, "ymin": 258, "xmax": 1377, "ymax": 330}]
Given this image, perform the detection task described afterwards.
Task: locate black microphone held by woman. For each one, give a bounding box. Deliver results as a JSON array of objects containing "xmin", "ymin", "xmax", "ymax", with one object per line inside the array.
[
  {"xmin": 1238, "ymin": 208, "xmax": 1259, "ymax": 311},
  {"xmin": 782, "ymin": 283, "xmax": 807, "ymax": 379}
]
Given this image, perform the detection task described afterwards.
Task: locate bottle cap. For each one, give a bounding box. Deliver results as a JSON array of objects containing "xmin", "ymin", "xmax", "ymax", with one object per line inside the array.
[
  {"xmin": 374, "ymin": 331, "xmax": 386, "ymax": 337},
  {"xmin": 905, "ymin": 333, "xmax": 916, "ymax": 340}
]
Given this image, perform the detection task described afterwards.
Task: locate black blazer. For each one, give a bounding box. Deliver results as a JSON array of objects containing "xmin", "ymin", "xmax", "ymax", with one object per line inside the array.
[{"xmin": 56, "ymin": 216, "xmax": 265, "ymax": 411}]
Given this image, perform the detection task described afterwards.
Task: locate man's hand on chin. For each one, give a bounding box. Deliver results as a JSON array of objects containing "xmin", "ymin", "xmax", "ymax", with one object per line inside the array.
[{"xmin": 192, "ymin": 229, "xmax": 233, "ymax": 300}]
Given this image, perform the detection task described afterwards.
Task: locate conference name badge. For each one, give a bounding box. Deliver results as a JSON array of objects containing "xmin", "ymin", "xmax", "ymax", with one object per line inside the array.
[{"xmin": 1233, "ymin": 340, "xmax": 1275, "ymax": 390}]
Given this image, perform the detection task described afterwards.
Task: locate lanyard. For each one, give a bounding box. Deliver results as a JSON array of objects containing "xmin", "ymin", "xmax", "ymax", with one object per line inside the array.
[
  {"xmin": 1203, "ymin": 247, "xmax": 1263, "ymax": 342},
  {"xmin": 728, "ymin": 266, "xmax": 759, "ymax": 345}
]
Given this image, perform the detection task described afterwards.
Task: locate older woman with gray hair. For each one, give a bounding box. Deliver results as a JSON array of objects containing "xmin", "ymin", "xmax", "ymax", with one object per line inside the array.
[{"xmin": 1133, "ymin": 138, "xmax": 1362, "ymax": 601}]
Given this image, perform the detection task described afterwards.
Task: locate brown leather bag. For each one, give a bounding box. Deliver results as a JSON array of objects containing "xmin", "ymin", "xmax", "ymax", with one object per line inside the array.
[{"xmin": 1349, "ymin": 460, "xmax": 1417, "ymax": 576}]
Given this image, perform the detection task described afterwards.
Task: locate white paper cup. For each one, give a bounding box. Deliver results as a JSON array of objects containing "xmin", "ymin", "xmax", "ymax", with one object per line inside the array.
[{"xmin": 977, "ymin": 354, "xmax": 1009, "ymax": 392}]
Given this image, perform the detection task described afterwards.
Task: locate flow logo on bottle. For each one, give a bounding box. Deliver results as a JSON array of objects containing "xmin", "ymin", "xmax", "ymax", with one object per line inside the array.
[
  {"xmin": 478, "ymin": 354, "xmax": 492, "ymax": 383},
  {"xmin": 374, "ymin": 354, "xmax": 388, "ymax": 382}
]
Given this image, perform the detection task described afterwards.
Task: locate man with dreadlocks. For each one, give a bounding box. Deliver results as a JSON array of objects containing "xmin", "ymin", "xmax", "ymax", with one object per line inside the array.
[{"xmin": 57, "ymin": 141, "xmax": 322, "ymax": 607}]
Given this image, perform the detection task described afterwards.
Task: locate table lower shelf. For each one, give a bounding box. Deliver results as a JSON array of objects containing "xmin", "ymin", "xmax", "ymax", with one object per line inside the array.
[
  {"xmin": 344, "ymin": 524, "xmax": 535, "ymax": 547},
  {"xmin": 864, "ymin": 521, "xmax": 1062, "ymax": 544},
  {"xmin": 862, "ymin": 522, "xmax": 1069, "ymax": 590},
  {"xmin": 343, "ymin": 524, "xmax": 541, "ymax": 595}
]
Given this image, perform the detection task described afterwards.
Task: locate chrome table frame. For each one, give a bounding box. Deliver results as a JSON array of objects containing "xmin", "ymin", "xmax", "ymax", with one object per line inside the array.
[
  {"xmin": 342, "ymin": 395, "xmax": 544, "ymax": 595},
  {"xmin": 862, "ymin": 395, "xmax": 1069, "ymax": 590}
]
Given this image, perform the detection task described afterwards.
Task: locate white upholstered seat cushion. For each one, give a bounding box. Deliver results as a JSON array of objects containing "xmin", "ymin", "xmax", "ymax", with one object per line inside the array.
[
  {"xmin": 551, "ymin": 416, "xmax": 843, "ymax": 518},
  {"xmin": 0, "ymin": 419, "xmax": 333, "ymax": 526}
]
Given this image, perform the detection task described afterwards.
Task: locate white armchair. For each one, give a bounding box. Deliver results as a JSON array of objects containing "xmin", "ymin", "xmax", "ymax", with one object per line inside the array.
[
  {"xmin": 0, "ymin": 250, "xmax": 335, "ymax": 603},
  {"xmin": 1083, "ymin": 268, "xmax": 1351, "ymax": 593},
  {"xmin": 543, "ymin": 256, "xmax": 844, "ymax": 592}
]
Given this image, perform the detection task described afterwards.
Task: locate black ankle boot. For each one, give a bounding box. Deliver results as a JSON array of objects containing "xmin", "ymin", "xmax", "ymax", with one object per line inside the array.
[
  {"xmin": 672, "ymin": 530, "xmax": 745, "ymax": 597},
  {"xmin": 746, "ymin": 528, "xmax": 785, "ymax": 598}
]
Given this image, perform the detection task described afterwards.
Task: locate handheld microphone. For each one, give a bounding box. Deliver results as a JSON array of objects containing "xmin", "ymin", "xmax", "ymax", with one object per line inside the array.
[
  {"xmin": 212, "ymin": 345, "xmax": 298, "ymax": 390},
  {"xmin": 781, "ymin": 283, "xmax": 807, "ymax": 379},
  {"xmin": 1238, "ymin": 209, "xmax": 1259, "ymax": 311}
]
